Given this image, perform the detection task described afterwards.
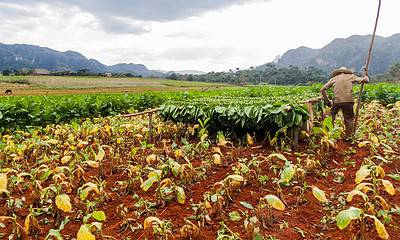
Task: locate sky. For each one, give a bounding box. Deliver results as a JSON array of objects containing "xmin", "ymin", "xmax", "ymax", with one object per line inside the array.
[{"xmin": 0, "ymin": 0, "xmax": 398, "ymax": 72}]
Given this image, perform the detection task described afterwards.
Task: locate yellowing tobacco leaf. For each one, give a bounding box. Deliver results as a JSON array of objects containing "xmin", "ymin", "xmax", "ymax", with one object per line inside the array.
[
  {"xmin": 79, "ymin": 183, "xmax": 100, "ymax": 201},
  {"xmin": 0, "ymin": 173, "xmax": 7, "ymax": 190},
  {"xmin": 380, "ymin": 179, "xmax": 396, "ymax": 196},
  {"xmin": 84, "ymin": 161, "xmax": 99, "ymax": 168},
  {"xmin": 47, "ymin": 139, "xmax": 59, "ymax": 145},
  {"xmin": 358, "ymin": 141, "xmax": 370, "ymax": 148},
  {"xmin": 312, "ymin": 186, "xmax": 328, "ymax": 203},
  {"xmin": 24, "ymin": 214, "xmax": 31, "ymax": 234},
  {"xmin": 175, "ymin": 186, "xmax": 186, "ymax": 204},
  {"xmin": 61, "ymin": 155, "xmax": 72, "ymax": 164},
  {"xmin": 264, "ymin": 194, "xmax": 285, "ymax": 211},
  {"xmin": 146, "ymin": 154, "xmax": 157, "ymax": 164},
  {"xmin": 96, "ymin": 145, "xmax": 105, "ymax": 161},
  {"xmin": 92, "ymin": 211, "xmax": 106, "ymax": 221},
  {"xmin": 174, "ymin": 149, "xmax": 184, "ymax": 158},
  {"xmin": 375, "ymin": 166, "xmax": 385, "ymax": 178},
  {"xmin": 355, "ymin": 183, "xmax": 374, "ymax": 193},
  {"xmin": 246, "ymin": 133, "xmax": 254, "ymax": 145},
  {"xmin": 370, "ymin": 135, "xmax": 379, "ymax": 145},
  {"xmin": 144, "ymin": 217, "xmax": 162, "ymax": 229},
  {"xmin": 77, "ymin": 225, "xmax": 95, "ymax": 240},
  {"xmin": 366, "ymin": 215, "xmax": 389, "ymax": 240},
  {"xmin": 55, "ymin": 194, "xmax": 72, "ymax": 213},
  {"xmin": 213, "ymin": 154, "xmax": 221, "ymax": 165},
  {"xmin": 355, "ymin": 166, "xmax": 371, "ymax": 184}
]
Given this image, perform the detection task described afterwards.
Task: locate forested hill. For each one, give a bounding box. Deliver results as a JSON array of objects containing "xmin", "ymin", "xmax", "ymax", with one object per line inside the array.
[
  {"xmin": 274, "ymin": 34, "xmax": 400, "ymax": 75},
  {"xmin": 0, "ymin": 43, "xmax": 162, "ymax": 76}
]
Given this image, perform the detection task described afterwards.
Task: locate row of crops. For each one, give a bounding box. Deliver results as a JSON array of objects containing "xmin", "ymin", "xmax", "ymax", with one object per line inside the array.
[{"xmin": 0, "ymin": 83, "xmax": 399, "ymax": 132}]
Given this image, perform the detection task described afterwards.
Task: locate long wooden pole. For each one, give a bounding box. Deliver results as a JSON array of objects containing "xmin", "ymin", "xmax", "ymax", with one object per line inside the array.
[{"xmin": 354, "ymin": 0, "xmax": 382, "ymax": 133}]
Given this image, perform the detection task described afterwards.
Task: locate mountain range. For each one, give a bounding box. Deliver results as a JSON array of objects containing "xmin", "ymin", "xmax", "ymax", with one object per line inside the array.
[
  {"xmin": 0, "ymin": 43, "xmax": 162, "ymax": 76},
  {"xmin": 274, "ymin": 33, "xmax": 400, "ymax": 75}
]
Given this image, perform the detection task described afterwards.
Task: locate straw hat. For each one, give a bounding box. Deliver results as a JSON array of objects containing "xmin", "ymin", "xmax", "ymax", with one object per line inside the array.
[{"xmin": 331, "ymin": 67, "xmax": 353, "ymax": 78}]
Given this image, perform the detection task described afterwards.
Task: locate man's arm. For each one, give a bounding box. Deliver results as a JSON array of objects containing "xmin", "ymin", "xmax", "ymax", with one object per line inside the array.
[
  {"xmin": 353, "ymin": 69, "xmax": 370, "ymax": 83},
  {"xmin": 320, "ymin": 79, "xmax": 333, "ymax": 107}
]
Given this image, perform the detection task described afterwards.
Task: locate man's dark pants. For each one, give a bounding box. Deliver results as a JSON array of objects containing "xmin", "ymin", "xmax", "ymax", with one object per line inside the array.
[{"xmin": 330, "ymin": 102, "xmax": 355, "ymax": 136}]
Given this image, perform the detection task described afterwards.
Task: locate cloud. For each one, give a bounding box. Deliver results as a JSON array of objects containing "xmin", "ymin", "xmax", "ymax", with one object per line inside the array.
[{"xmin": 1, "ymin": 0, "xmax": 270, "ymax": 34}]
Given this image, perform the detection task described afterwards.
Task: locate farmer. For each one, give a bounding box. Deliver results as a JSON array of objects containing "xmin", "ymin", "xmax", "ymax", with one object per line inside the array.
[{"xmin": 320, "ymin": 67, "xmax": 369, "ymax": 137}]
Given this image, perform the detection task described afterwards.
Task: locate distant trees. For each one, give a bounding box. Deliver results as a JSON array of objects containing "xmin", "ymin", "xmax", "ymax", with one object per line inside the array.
[
  {"xmin": 375, "ymin": 62, "xmax": 400, "ymax": 82},
  {"xmin": 173, "ymin": 64, "xmax": 328, "ymax": 85}
]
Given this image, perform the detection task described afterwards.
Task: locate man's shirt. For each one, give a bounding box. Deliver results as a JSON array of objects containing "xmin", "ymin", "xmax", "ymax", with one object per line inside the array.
[{"xmin": 321, "ymin": 74, "xmax": 365, "ymax": 103}]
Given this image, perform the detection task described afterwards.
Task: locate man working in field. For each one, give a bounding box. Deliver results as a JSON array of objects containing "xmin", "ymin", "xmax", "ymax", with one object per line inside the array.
[{"xmin": 320, "ymin": 67, "xmax": 369, "ymax": 137}]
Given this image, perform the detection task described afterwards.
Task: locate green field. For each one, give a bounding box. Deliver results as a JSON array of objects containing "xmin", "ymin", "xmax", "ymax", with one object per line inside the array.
[{"xmin": 0, "ymin": 75, "xmax": 228, "ymax": 96}]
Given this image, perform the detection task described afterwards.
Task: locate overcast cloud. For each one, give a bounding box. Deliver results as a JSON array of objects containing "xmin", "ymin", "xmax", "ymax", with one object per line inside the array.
[{"xmin": 0, "ymin": 0, "xmax": 399, "ymax": 71}]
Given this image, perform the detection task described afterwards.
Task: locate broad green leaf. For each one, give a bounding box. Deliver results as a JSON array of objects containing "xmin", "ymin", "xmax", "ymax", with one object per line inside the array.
[
  {"xmin": 175, "ymin": 186, "xmax": 186, "ymax": 204},
  {"xmin": 264, "ymin": 194, "xmax": 285, "ymax": 211},
  {"xmin": 355, "ymin": 166, "xmax": 370, "ymax": 184},
  {"xmin": 140, "ymin": 176, "xmax": 159, "ymax": 192},
  {"xmin": 279, "ymin": 164, "xmax": 295, "ymax": 184},
  {"xmin": 387, "ymin": 173, "xmax": 400, "ymax": 182},
  {"xmin": 92, "ymin": 211, "xmax": 106, "ymax": 221},
  {"xmin": 240, "ymin": 201, "xmax": 254, "ymax": 210},
  {"xmin": 77, "ymin": 225, "xmax": 95, "ymax": 240},
  {"xmin": 228, "ymin": 211, "xmax": 241, "ymax": 222},
  {"xmin": 312, "ymin": 186, "xmax": 328, "ymax": 203},
  {"xmin": 55, "ymin": 194, "xmax": 72, "ymax": 213},
  {"xmin": 336, "ymin": 207, "xmax": 363, "ymax": 230}
]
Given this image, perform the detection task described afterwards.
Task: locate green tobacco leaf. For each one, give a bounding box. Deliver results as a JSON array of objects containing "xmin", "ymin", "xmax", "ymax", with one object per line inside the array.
[
  {"xmin": 336, "ymin": 207, "xmax": 363, "ymax": 230},
  {"xmin": 240, "ymin": 201, "xmax": 254, "ymax": 210},
  {"xmin": 92, "ymin": 211, "xmax": 106, "ymax": 221},
  {"xmin": 228, "ymin": 211, "xmax": 241, "ymax": 222},
  {"xmin": 140, "ymin": 176, "xmax": 159, "ymax": 192},
  {"xmin": 388, "ymin": 173, "xmax": 400, "ymax": 181},
  {"xmin": 279, "ymin": 163, "xmax": 295, "ymax": 184}
]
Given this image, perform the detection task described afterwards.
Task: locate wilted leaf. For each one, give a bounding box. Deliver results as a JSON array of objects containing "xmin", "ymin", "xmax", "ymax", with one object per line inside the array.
[
  {"xmin": 312, "ymin": 186, "xmax": 328, "ymax": 203},
  {"xmin": 347, "ymin": 190, "xmax": 368, "ymax": 202},
  {"xmin": 336, "ymin": 207, "xmax": 363, "ymax": 230},
  {"xmin": 225, "ymin": 175, "xmax": 244, "ymax": 182},
  {"xmin": 61, "ymin": 156, "xmax": 72, "ymax": 164},
  {"xmin": 228, "ymin": 211, "xmax": 241, "ymax": 222},
  {"xmin": 96, "ymin": 145, "xmax": 105, "ymax": 161},
  {"xmin": 55, "ymin": 194, "xmax": 72, "ymax": 213},
  {"xmin": 240, "ymin": 201, "xmax": 254, "ymax": 210},
  {"xmin": 146, "ymin": 154, "xmax": 157, "ymax": 164},
  {"xmin": 380, "ymin": 179, "xmax": 396, "ymax": 196},
  {"xmin": 263, "ymin": 195, "xmax": 285, "ymax": 211},
  {"xmin": 92, "ymin": 211, "xmax": 106, "ymax": 221},
  {"xmin": 84, "ymin": 161, "xmax": 99, "ymax": 168},
  {"xmin": 355, "ymin": 166, "xmax": 371, "ymax": 184},
  {"xmin": 79, "ymin": 183, "xmax": 100, "ymax": 201},
  {"xmin": 355, "ymin": 183, "xmax": 374, "ymax": 193},
  {"xmin": 24, "ymin": 214, "xmax": 31, "ymax": 234},
  {"xmin": 388, "ymin": 173, "xmax": 400, "ymax": 181},
  {"xmin": 144, "ymin": 217, "xmax": 162, "ymax": 229},
  {"xmin": 213, "ymin": 154, "xmax": 221, "ymax": 165},
  {"xmin": 77, "ymin": 225, "xmax": 95, "ymax": 240},
  {"xmin": 175, "ymin": 186, "xmax": 186, "ymax": 204},
  {"xmin": 375, "ymin": 166, "xmax": 386, "ymax": 178}
]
